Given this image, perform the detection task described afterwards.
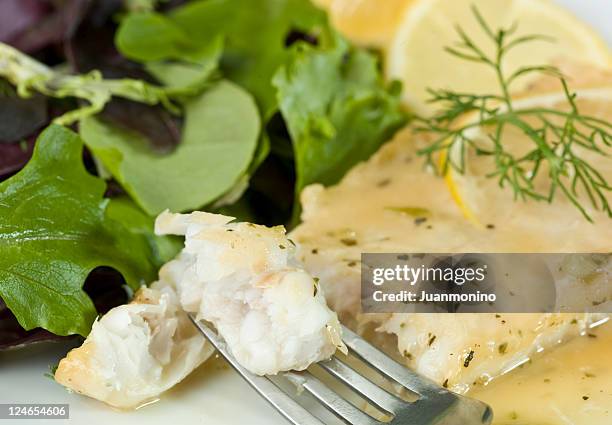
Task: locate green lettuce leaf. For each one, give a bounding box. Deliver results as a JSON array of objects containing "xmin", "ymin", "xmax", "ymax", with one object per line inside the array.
[
  {"xmin": 80, "ymin": 80, "xmax": 261, "ymax": 215},
  {"xmin": 0, "ymin": 125, "xmax": 159, "ymax": 336},
  {"xmin": 117, "ymin": 0, "xmax": 327, "ymax": 117},
  {"xmin": 273, "ymin": 34, "xmax": 407, "ymax": 194},
  {"xmin": 106, "ymin": 197, "xmax": 182, "ymax": 266},
  {"xmin": 116, "ymin": 12, "xmax": 223, "ymax": 92},
  {"xmin": 115, "ymin": 12, "xmax": 198, "ymax": 62},
  {"xmin": 145, "ymin": 36, "xmax": 223, "ymax": 92}
]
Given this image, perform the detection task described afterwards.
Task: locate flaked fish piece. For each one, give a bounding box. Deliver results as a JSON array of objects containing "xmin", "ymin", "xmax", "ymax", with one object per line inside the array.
[
  {"xmin": 54, "ymin": 282, "xmax": 212, "ymax": 409},
  {"xmin": 155, "ymin": 211, "xmax": 345, "ymax": 376},
  {"xmin": 56, "ymin": 212, "xmax": 343, "ymax": 407}
]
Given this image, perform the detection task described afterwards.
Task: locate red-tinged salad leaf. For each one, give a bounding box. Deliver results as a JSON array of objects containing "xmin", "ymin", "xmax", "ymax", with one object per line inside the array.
[
  {"xmin": 98, "ymin": 97, "xmax": 183, "ymax": 155},
  {"xmin": 0, "ymin": 79, "xmax": 47, "ymax": 143},
  {"xmin": 0, "ymin": 137, "xmax": 35, "ymax": 179},
  {"xmin": 1, "ymin": 0, "xmax": 92, "ymax": 55},
  {"xmin": 0, "ymin": 125, "xmax": 160, "ymax": 336},
  {"xmin": 0, "ymin": 0, "xmax": 51, "ymax": 49}
]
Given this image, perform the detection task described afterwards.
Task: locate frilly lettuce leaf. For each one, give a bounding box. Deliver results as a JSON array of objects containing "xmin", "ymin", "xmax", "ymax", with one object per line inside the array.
[
  {"xmin": 0, "ymin": 125, "xmax": 161, "ymax": 336},
  {"xmin": 273, "ymin": 33, "xmax": 407, "ymax": 195}
]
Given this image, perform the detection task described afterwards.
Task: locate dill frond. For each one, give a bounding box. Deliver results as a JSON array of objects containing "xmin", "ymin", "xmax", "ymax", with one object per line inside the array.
[{"xmin": 417, "ymin": 6, "xmax": 611, "ymax": 222}]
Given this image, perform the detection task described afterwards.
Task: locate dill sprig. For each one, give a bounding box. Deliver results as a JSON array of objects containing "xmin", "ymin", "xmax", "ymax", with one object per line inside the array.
[{"xmin": 417, "ymin": 6, "xmax": 611, "ymax": 222}]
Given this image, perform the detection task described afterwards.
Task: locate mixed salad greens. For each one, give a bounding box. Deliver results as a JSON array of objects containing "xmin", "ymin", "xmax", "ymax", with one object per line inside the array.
[{"xmin": 0, "ymin": 0, "xmax": 406, "ymax": 348}]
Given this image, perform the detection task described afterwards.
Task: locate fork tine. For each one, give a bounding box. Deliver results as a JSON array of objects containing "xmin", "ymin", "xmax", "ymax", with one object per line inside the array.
[
  {"xmin": 284, "ymin": 370, "xmax": 378, "ymax": 425},
  {"xmin": 319, "ymin": 357, "xmax": 403, "ymax": 414},
  {"xmin": 341, "ymin": 328, "xmax": 493, "ymax": 425},
  {"xmin": 190, "ymin": 316, "xmax": 491, "ymax": 425},
  {"xmin": 341, "ymin": 325, "xmax": 441, "ymax": 396},
  {"xmin": 189, "ymin": 315, "xmax": 325, "ymax": 425}
]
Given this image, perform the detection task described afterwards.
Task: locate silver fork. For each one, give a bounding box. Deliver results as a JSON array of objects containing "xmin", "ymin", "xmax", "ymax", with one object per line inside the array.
[{"xmin": 189, "ymin": 315, "xmax": 493, "ymax": 425}]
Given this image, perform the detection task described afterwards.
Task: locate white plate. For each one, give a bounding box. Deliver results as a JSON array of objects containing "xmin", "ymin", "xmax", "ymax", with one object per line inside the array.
[
  {"xmin": 0, "ymin": 1, "xmax": 609, "ymax": 424},
  {"xmin": 0, "ymin": 343, "xmax": 287, "ymax": 425}
]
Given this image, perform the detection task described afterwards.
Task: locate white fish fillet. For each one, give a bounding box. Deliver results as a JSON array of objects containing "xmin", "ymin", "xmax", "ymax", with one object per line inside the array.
[
  {"xmin": 380, "ymin": 313, "xmax": 608, "ymax": 393},
  {"xmin": 155, "ymin": 211, "xmax": 345, "ymax": 375},
  {"xmin": 290, "ymin": 125, "xmax": 611, "ymax": 393},
  {"xmin": 54, "ymin": 282, "xmax": 212, "ymax": 409}
]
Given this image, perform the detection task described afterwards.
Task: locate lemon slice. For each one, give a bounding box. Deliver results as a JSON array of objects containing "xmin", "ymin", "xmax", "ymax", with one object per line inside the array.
[
  {"xmin": 387, "ymin": 0, "xmax": 612, "ymax": 115},
  {"xmin": 443, "ymin": 86, "xmax": 612, "ymax": 227},
  {"xmin": 312, "ymin": 0, "xmax": 413, "ymax": 48}
]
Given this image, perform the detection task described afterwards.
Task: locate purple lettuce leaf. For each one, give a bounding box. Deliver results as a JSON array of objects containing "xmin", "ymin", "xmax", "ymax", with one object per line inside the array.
[
  {"xmin": 0, "ymin": 267, "xmax": 129, "ymax": 351},
  {"xmin": 0, "ymin": 136, "xmax": 36, "ymax": 179},
  {"xmin": 66, "ymin": 0, "xmax": 182, "ymax": 154}
]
